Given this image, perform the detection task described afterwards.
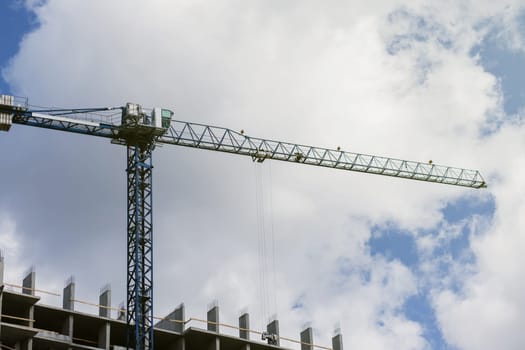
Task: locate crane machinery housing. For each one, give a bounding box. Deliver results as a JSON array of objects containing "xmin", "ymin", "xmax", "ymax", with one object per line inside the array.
[{"xmin": 0, "ymin": 94, "xmax": 486, "ymax": 350}]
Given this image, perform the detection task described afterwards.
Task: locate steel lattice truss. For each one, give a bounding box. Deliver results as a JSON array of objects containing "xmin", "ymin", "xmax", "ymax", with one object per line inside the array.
[
  {"xmin": 159, "ymin": 121, "xmax": 486, "ymax": 189},
  {"xmin": 126, "ymin": 144, "xmax": 154, "ymax": 350}
]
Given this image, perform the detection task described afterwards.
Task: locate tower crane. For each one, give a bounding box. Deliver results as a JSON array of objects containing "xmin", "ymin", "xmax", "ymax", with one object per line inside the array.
[{"xmin": 0, "ymin": 94, "xmax": 486, "ymax": 350}]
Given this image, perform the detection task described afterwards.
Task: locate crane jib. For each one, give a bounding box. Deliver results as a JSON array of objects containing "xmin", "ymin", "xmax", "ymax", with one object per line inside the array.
[{"xmin": 157, "ymin": 120, "xmax": 487, "ymax": 189}]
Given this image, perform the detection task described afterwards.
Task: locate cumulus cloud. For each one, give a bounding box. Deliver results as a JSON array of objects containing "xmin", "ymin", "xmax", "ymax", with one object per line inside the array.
[
  {"xmin": 2, "ymin": 0, "xmax": 525, "ymax": 349},
  {"xmin": 430, "ymin": 125, "xmax": 525, "ymax": 350},
  {"xmin": 0, "ymin": 212, "xmax": 25, "ymax": 282}
]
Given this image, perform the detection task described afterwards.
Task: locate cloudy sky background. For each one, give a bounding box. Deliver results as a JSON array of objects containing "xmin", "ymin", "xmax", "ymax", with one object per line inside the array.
[{"xmin": 1, "ymin": 1, "xmax": 525, "ymax": 349}]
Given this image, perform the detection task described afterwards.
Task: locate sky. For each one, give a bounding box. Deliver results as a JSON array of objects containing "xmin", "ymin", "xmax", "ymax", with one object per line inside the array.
[{"xmin": 1, "ymin": 1, "xmax": 525, "ymax": 349}]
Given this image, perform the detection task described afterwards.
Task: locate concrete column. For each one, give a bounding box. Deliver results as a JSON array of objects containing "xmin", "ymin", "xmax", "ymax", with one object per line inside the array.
[
  {"xmin": 0, "ymin": 253, "xmax": 4, "ymax": 286},
  {"xmin": 208, "ymin": 338, "xmax": 219, "ymax": 350},
  {"xmin": 332, "ymin": 333, "xmax": 343, "ymax": 350},
  {"xmin": 22, "ymin": 268, "xmax": 36, "ymax": 332},
  {"xmin": 239, "ymin": 312, "xmax": 250, "ymax": 340},
  {"xmin": 63, "ymin": 277, "xmax": 75, "ymax": 310},
  {"xmin": 99, "ymin": 285, "xmax": 111, "ymax": 317},
  {"xmin": 173, "ymin": 303, "xmax": 185, "ymax": 333},
  {"xmin": 22, "ymin": 269, "xmax": 35, "ymax": 296},
  {"xmin": 176, "ymin": 339, "xmax": 186, "ymax": 350},
  {"xmin": 98, "ymin": 285, "xmax": 111, "ymax": 349},
  {"xmin": 238, "ymin": 312, "xmax": 250, "ymax": 350},
  {"xmin": 207, "ymin": 302, "xmax": 220, "ymax": 350},
  {"xmin": 266, "ymin": 319, "xmax": 280, "ymax": 346},
  {"xmin": 207, "ymin": 303, "xmax": 219, "ymax": 333},
  {"xmin": 62, "ymin": 277, "xmax": 74, "ymax": 339},
  {"xmin": 161, "ymin": 303, "xmax": 187, "ymax": 350},
  {"xmin": 62, "ymin": 314, "xmax": 73, "ymax": 339},
  {"xmin": 20, "ymin": 338, "xmax": 33, "ymax": 350},
  {"xmin": 98, "ymin": 324, "xmax": 110, "ymax": 349},
  {"xmin": 156, "ymin": 303, "xmax": 185, "ymax": 333},
  {"xmin": 300, "ymin": 327, "xmax": 313, "ymax": 350}
]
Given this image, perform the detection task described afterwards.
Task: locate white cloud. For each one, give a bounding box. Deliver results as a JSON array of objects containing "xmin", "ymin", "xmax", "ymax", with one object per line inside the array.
[
  {"xmin": 2, "ymin": 0, "xmax": 525, "ymax": 349},
  {"xmin": 431, "ymin": 124, "xmax": 525, "ymax": 350},
  {"xmin": 0, "ymin": 212, "xmax": 25, "ymax": 282},
  {"xmin": 0, "ymin": 211, "xmax": 66, "ymax": 306}
]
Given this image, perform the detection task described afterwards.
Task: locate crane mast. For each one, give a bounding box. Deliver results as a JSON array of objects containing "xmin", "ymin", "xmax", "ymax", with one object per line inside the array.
[
  {"xmin": 119, "ymin": 103, "xmax": 161, "ymax": 350},
  {"xmin": 0, "ymin": 94, "xmax": 486, "ymax": 350}
]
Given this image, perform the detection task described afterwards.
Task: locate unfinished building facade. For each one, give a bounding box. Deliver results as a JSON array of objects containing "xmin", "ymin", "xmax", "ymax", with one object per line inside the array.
[{"xmin": 0, "ymin": 258, "xmax": 343, "ymax": 350}]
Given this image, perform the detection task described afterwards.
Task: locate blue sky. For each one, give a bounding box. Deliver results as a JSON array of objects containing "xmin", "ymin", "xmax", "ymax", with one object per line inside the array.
[
  {"xmin": 479, "ymin": 36, "xmax": 525, "ymax": 116},
  {"xmin": 369, "ymin": 195, "xmax": 496, "ymax": 349},
  {"xmin": 0, "ymin": 2, "xmax": 35, "ymax": 92},
  {"xmin": 1, "ymin": 2, "xmax": 525, "ymax": 350}
]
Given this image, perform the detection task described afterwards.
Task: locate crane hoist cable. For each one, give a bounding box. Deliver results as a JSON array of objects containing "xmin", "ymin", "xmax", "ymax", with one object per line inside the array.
[
  {"xmin": 254, "ymin": 162, "xmax": 267, "ymax": 327},
  {"xmin": 268, "ymin": 161, "xmax": 278, "ymax": 317},
  {"xmin": 254, "ymin": 162, "xmax": 278, "ymax": 328}
]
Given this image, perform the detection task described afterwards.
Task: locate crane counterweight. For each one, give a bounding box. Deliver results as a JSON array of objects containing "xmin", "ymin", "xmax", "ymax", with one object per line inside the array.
[
  {"xmin": 0, "ymin": 94, "xmax": 14, "ymax": 131},
  {"xmin": 0, "ymin": 94, "xmax": 28, "ymax": 131}
]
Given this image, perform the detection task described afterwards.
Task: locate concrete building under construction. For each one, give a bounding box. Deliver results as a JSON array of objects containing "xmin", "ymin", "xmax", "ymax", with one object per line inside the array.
[{"xmin": 0, "ymin": 258, "xmax": 343, "ymax": 350}]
